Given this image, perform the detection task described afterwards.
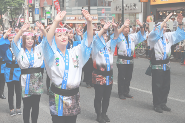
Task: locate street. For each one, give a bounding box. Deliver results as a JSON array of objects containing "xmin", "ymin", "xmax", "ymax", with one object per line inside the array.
[{"xmin": 0, "ymin": 57, "xmax": 185, "ymax": 123}]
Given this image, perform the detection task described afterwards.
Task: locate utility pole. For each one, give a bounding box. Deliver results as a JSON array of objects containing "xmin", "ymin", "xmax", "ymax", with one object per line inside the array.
[
  {"xmin": 88, "ymin": 0, "xmax": 90, "ymax": 14},
  {"xmin": 122, "ymin": 0, "xmax": 124, "ymax": 24}
]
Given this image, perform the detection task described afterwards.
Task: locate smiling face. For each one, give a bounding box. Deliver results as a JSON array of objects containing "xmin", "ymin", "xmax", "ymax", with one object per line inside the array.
[
  {"xmin": 8, "ymin": 36, "xmax": 14, "ymax": 42},
  {"xmin": 25, "ymin": 36, "xmax": 34, "ymax": 49},
  {"xmin": 55, "ymin": 32, "xmax": 69, "ymax": 47},
  {"xmin": 103, "ymin": 33, "xmax": 108, "ymax": 43},
  {"xmin": 68, "ymin": 31, "xmax": 74, "ymax": 40},
  {"xmin": 123, "ymin": 27, "xmax": 130, "ymax": 36}
]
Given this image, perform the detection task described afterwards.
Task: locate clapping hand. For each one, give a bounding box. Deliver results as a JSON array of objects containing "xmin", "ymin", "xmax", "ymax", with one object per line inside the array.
[{"xmin": 4, "ymin": 28, "xmax": 12, "ymax": 38}]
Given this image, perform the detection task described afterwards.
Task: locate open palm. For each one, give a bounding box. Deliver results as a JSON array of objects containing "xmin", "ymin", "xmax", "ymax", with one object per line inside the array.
[
  {"xmin": 21, "ymin": 23, "xmax": 30, "ymax": 32},
  {"xmin": 103, "ymin": 22, "xmax": 111, "ymax": 30},
  {"xmin": 177, "ymin": 13, "xmax": 183, "ymax": 23},
  {"xmin": 55, "ymin": 11, "xmax": 66, "ymax": 22},
  {"xmin": 82, "ymin": 9, "xmax": 92, "ymax": 22},
  {"xmin": 112, "ymin": 17, "xmax": 117, "ymax": 28},
  {"xmin": 136, "ymin": 20, "xmax": 143, "ymax": 27},
  {"xmin": 124, "ymin": 19, "xmax": 130, "ymax": 27}
]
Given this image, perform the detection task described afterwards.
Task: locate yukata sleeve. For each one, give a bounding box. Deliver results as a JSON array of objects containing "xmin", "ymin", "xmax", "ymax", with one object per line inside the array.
[
  {"xmin": 166, "ymin": 27, "xmax": 185, "ymax": 45},
  {"xmin": 75, "ymin": 34, "xmax": 82, "ymax": 41},
  {"xmin": 0, "ymin": 37, "xmax": 10, "ymax": 52},
  {"xmin": 42, "ymin": 36, "xmax": 57, "ymax": 67},
  {"xmin": 132, "ymin": 31, "xmax": 146, "ymax": 45},
  {"xmin": 110, "ymin": 33, "xmax": 121, "ymax": 53},
  {"xmin": 79, "ymin": 31, "xmax": 93, "ymax": 66},
  {"xmin": 38, "ymin": 36, "xmax": 42, "ymax": 43},
  {"xmin": 148, "ymin": 25, "xmax": 163, "ymax": 49},
  {"xmin": 92, "ymin": 33, "xmax": 106, "ymax": 57},
  {"xmin": 11, "ymin": 38, "xmax": 22, "ymax": 59}
]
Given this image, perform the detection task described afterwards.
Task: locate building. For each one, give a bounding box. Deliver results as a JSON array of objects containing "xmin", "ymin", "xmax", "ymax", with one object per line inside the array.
[
  {"xmin": 111, "ymin": 0, "xmax": 145, "ymax": 26},
  {"xmin": 65, "ymin": 0, "xmax": 113, "ymax": 28},
  {"xmin": 146, "ymin": 0, "xmax": 185, "ymax": 21}
]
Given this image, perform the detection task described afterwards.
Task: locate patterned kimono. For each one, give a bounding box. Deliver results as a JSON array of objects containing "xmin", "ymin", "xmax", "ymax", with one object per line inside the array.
[
  {"xmin": 148, "ymin": 25, "xmax": 185, "ymax": 70},
  {"xmin": 92, "ymin": 34, "xmax": 119, "ymax": 85},
  {"xmin": 43, "ymin": 32, "xmax": 92, "ymax": 116},
  {"xmin": 117, "ymin": 31, "xmax": 146, "ymax": 64},
  {"xmin": 11, "ymin": 38, "xmax": 45, "ymax": 98}
]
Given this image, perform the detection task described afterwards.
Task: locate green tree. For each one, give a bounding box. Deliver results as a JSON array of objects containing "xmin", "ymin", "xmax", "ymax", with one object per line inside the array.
[{"xmin": 0, "ymin": 0, "xmax": 24, "ymax": 27}]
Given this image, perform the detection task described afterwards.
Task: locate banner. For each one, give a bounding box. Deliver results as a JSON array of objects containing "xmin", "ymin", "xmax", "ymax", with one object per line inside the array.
[
  {"xmin": 140, "ymin": 0, "xmax": 148, "ymax": 2},
  {"xmin": 151, "ymin": 0, "xmax": 185, "ymax": 5},
  {"xmin": 53, "ymin": 0, "xmax": 63, "ymax": 26}
]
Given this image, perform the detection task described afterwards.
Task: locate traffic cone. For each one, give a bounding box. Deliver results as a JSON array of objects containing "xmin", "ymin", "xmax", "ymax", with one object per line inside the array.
[
  {"xmin": 114, "ymin": 45, "xmax": 117, "ymax": 56},
  {"xmin": 133, "ymin": 50, "xmax": 136, "ymax": 58}
]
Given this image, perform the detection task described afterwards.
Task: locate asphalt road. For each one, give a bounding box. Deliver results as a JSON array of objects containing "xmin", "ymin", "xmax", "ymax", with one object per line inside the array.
[{"xmin": 0, "ymin": 57, "xmax": 185, "ymax": 123}]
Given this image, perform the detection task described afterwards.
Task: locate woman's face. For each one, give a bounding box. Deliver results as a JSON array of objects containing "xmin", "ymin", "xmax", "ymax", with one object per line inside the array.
[
  {"xmin": 103, "ymin": 33, "xmax": 108, "ymax": 43},
  {"xmin": 55, "ymin": 32, "xmax": 69, "ymax": 47},
  {"xmin": 25, "ymin": 36, "xmax": 34, "ymax": 48},
  {"xmin": 68, "ymin": 31, "xmax": 74, "ymax": 40},
  {"xmin": 8, "ymin": 36, "xmax": 14, "ymax": 42}
]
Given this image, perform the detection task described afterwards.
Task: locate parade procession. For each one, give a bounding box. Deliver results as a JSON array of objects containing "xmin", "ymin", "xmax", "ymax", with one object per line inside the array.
[{"xmin": 0, "ymin": 0, "xmax": 185, "ymax": 123}]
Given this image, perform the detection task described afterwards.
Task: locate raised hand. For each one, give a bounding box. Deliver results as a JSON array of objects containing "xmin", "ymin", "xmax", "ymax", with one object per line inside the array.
[
  {"xmin": 82, "ymin": 9, "xmax": 92, "ymax": 23},
  {"xmin": 124, "ymin": 19, "xmax": 130, "ymax": 27},
  {"xmin": 76, "ymin": 28, "xmax": 83, "ymax": 36},
  {"xmin": 177, "ymin": 13, "xmax": 183, "ymax": 24},
  {"xmin": 103, "ymin": 22, "xmax": 111, "ymax": 30},
  {"xmin": 164, "ymin": 13, "xmax": 173, "ymax": 23},
  {"xmin": 36, "ymin": 22, "xmax": 45, "ymax": 31},
  {"xmin": 136, "ymin": 20, "xmax": 143, "ymax": 27},
  {"xmin": 21, "ymin": 23, "xmax": 30, "ymax": 32},
  {"xmin": 4, "ymin": 28, "xmax": 12, "ymax": 38},
  {"xmin": 14, "ymin": 28, "xmax": 19, "ymax": 34},
  {"xmin": 55, "ymin": 11, "xmax": 66, "ymax": 22},
  {"xmin": 112, "ymin": 16, "xmax": 118, "ymax": 28}
]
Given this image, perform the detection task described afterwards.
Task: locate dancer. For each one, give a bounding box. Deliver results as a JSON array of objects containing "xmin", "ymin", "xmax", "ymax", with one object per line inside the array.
[
  {"xmin": 43, "ymin": 10, "xmax": 93, "ymax": 123},
  {"xmin": 0, "ymin": 54, "xmax": 6, "ymax": 99},
  {"xmin": 117, "ymin": 20, "xmax": 145, "ymax": 99},
  {"xmin": 91, "ymin": 18, "xmax": 127, "ymax": 123},
  {"xmin": 0, "ymin": 28, "xmax": 22, "ymax": 116},
  {"xmin": 148, "ymin": 13, "xmax": 185, "ymax": 113}
]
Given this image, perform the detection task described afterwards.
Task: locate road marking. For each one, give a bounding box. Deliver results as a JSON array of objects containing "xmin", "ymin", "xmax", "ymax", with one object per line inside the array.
[{"xmin": 113, "ymin": 82, "xmax": 185, "ymax": 103}]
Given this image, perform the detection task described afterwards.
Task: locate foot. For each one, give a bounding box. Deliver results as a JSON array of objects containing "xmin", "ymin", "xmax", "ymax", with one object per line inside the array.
[
  {"xmin": 119, "ymin": 95, "xmax": 126, "ymax": 100},
  {"xmin": 10, "ymin": 110, "xmax": 16, "ymax": 116},
  {"xmin": 16, "ymin": 109, "xmax": 22, "ymax": 115},
  {"xmin": 0, "ymin": 93, "xmax": 6, "ymax": 99},
  {"xmin": 86, "ymin": 84, "xmax": 91, "ymax": 88},
  {"xmin": 161, "ymin": 105, "xmax": 171, "ymax": 112},
  {"xmin": 124, "ymin": 94, "xmax": 133, "ymax": 98},
  {"xmin": 154, "ymin": 106, "xmax": 163, "ymax": 113},
  {"xmin": 102, "ymin": 113, "xmax": 110, "ymax": 122},
  {"xmin": 96, "ymin": 115, "xmax": 106, "ymax": 123}
]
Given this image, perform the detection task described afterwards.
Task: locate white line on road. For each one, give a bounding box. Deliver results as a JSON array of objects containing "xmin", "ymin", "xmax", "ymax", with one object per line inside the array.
[{"xmin": 113, "ymin": 82, "xmax": 185, "ymax": 103}]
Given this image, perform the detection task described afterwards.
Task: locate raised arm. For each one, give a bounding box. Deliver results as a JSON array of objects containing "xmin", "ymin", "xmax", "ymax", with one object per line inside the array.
[
  {"xmin": 36, "ymin": 22, "xmax": 47, "ymax": 37},
  {"xmin": 177, "ymin": 13, "xmax": 183, "ymax": 30},
  {"xmin": 3, "ymin": 28, "xmax": 12, "ymax": 39},
  {"xmin": 112, "ymin": 17, "xmax": 119, "ymax": 39},
  {"xmin": 82, "ymin": 9, "xmax": 93, "ymax": 47},
  {"xmin": 47, "ymin": 11, "xmax": 66, "ymax": 45},
  {"xmin": 98, "ymin": 22, "xmax": 111, "ymax": 38},
  {"xmin": 136, "ymin": 20, "xmax": 144, "ymax": 35},
  {"xmin": 118, "ymin": 19, "xmax": 130, "ymax": 34},
  {"xmin": 14, "ymin": 23, "xmax": 30, "ymax": 43},
  {"xmin": 160, "ymin": 13, "xmax": 173, "ymax": 30}
]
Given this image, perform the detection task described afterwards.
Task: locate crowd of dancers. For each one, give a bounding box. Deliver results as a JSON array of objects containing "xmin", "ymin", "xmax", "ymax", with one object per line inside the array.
[{"xmin": 0, "ymin": 9, "xmax": 185, "ymax": 123}]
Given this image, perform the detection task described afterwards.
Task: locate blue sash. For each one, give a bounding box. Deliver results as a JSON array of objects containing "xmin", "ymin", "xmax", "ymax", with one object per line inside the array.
[
  {"xmin": 25, "ymin": 48, "xmax": 34, "ymax": 94},
  {"xmin": 161, "ymin": 38, "xmax": 167, "ymax": 71},
  {"xmin": 57, "ymin": 48, "xmax": 69, "ymax": 116},
  {"xmin": 100, "ymin": 47, "xmax": 110, "ymax": 86},
  {"xmin": 123, "ymin": 35, "xmax": 132, "ymax": 64}
]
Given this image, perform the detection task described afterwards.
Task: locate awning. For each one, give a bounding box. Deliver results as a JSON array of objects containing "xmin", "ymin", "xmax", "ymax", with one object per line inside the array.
[
  {"xmin": 64, "ymin": 21, "xmax": 99, "ymax": 23},
  {"xmin": 157, "ymin": 6, "xmax": 185, "ymax": 11}
]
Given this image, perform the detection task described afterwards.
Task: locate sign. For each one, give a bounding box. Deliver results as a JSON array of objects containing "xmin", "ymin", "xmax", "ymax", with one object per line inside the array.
[
  {"xmin": 146, "ymin": 15, "xmax": 154, "ymax": 23},
  {"xmin": 140, "ymin": 0, "xmax": 148, "ymax": 2},
  {"xmin": 29, "ymin": 0, "xmax": 32, "ymax": 4},
  {"xmin": 149, "ymin": 22, "xmax": 155, "ymax": 32},
  {"xmin": 102, "ymin": 9, "xmax": 105, "ymax": 14},
  {"xmin": 35, "ymin": 8, "xmax": 39, "ymax": 14},
  {"xmin": 35, "ymin": 0, "xmax": 39, "ymax": 8},
  {"xmin": 66, "ymin": 15, "xmax": 98, "ymax": 23},
  {"xmin": 20, "ymin": 18, "xmax": 25, "ymax": 22},
  {"xmin": 47, "ymin": 18, "xmax": 52, "ymax": 25},
  {"xmin": 41, "ymin": 18, "xmax": 45, "ymax": 23},
  {"xmin": 111, "ymin": 0, "xmax": 142, "ymax": 14},
  {"xmin": 35, "ymin": 15, "xmax": 39, "ymax": 21},
  {"xmin": 151, "ymin": 0, "xmax": 185, "ymax": 5},
  {"xmin": 29, "ymin": 17, "xmax": 32, "ymax": 22},
  {"xmin": 112, "ymin": 14, "xmax": 116, "ymax": 17}
]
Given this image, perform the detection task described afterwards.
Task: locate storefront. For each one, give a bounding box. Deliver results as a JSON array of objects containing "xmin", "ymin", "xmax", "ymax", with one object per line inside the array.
[
  {"xmin": 111, "ymin": 0, "xmax": 143, "ymax": 26},
  {"xmin": 148, "ymin": 0, "xmax": 185, "ymax": 21}
]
